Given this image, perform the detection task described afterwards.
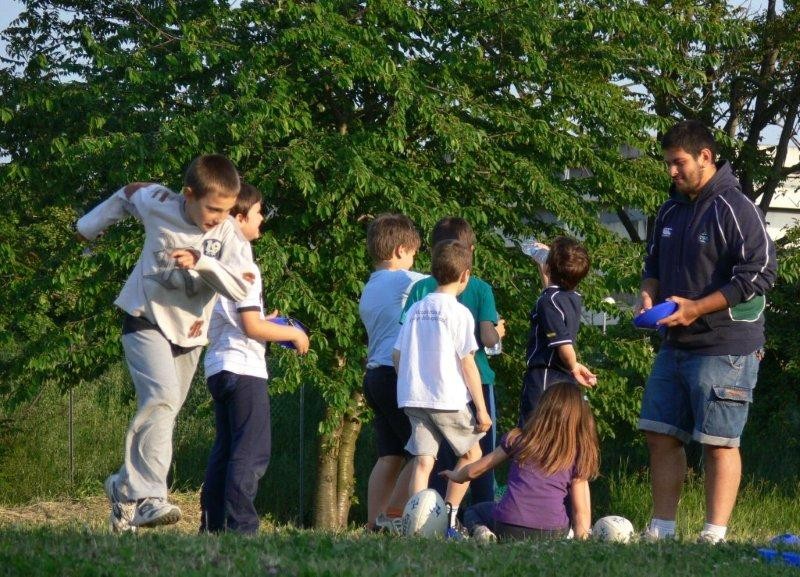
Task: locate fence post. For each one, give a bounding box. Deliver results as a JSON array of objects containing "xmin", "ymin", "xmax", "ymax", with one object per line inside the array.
[
  {"xmin": 68, "ymin": 388, "xmax": 74, "ymax": 486},
  {"xmin": 298, "ymin": 382, "xmax": 305, "ymax": 526}
]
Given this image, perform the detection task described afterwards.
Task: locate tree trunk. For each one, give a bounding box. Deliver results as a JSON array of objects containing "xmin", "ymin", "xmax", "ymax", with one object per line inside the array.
[
  {"xmin": 313, "ymin": 406, "xmax": 342, "ymax": 529},
  {"xmin": 313, "ymin": 391, "xmax": 366, "ymax": 530},
  {"xmin": 336, "ymin": 391, "xmax": 364, "ymax": 526}
]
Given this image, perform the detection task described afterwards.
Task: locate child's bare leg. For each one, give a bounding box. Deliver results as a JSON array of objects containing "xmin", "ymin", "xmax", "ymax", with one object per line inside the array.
[
  {"xmin": 444, "ymin": 443, "xmax": 482, "ymax": 508},
  {"xmin": 385, "ymin": 459, "xmax": 413, "ymax": 514},
  {"xmin": 367, "ymin": 455, "xmax": 404, "ymax": 525},
  {"xmin": 409, "ymin": 455, "xmax": 436, "ymax": 497}
]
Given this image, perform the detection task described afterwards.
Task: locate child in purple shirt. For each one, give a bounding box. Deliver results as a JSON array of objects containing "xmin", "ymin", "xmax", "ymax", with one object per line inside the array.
[{"xmin": 441, "ymin": 381, "xmax": 600, "ymax": 541}]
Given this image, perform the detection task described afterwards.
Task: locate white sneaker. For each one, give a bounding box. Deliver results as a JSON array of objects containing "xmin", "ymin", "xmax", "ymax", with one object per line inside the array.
[
  {"xmin": 104, "ymin": 474, "xmax": 136, "ymax": 533},
  {"xmin": 472, "ymin": 524, "xmax": 497, "ymax": 544},
  {"xmin": 132, "ymin": 497, "xmax": 182, "ymax": 528},
  {"xmin": 375, "ymin": 513, "xmax": 403, "ymax": 535},
  {"xmin": 697, "ymin": 530, "xmax": 725, "ymax": 545},
  {"xmin": 640, "ymin": 528, "xmax": 676, "ymax": 542}
]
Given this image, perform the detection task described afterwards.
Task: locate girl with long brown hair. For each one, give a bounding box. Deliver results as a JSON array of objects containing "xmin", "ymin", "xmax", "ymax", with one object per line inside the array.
[{"xmin": 440, "ymin": 381, "xmax": 600, "ymax": 541}]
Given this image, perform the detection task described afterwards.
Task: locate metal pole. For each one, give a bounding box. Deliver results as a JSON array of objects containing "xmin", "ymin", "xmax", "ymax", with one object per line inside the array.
[
  {"xmin": 68, "ymin": 388, "xmax": 74, "ymax": 486},
  {"xmin": 298, "ymin": 382, "xmax": 305, "ymax": 526}
]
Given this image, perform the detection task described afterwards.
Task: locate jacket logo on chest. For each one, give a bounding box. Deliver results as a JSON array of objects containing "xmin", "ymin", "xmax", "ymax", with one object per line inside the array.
[
  {"xmin": 698, "ymin": 231, "xmax": 710, "ymax": 244},
  {"xmin": 203, "ymin": 239, "xmax": 222, "ymax": 258},
  {"xmin": 662, "ymin": 226, "xmax": 673, "ymax": 238}
]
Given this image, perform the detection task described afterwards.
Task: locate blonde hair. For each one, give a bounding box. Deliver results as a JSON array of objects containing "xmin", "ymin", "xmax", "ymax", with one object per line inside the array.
[{"xmin": 510, "ymin": 382, "xmax": 600, "ymax": 480}]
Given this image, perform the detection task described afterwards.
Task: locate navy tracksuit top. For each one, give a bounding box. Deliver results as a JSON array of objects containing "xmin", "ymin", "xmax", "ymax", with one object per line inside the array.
[{"xmin": 643, "ymin": 160, "xmax": 777, "ymax": 355}]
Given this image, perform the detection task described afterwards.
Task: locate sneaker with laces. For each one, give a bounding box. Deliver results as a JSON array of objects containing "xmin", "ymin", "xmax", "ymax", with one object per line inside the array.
[
  {"xmin": 132, "ymin": 497, "xmax": 182, "ymax": 528},
  {"xmin": 445, "ymin": 522, "xmax": 469, "ymax": 541},
  {"xmin": 472, "ymin": 524, "xmax": 497, "ymax": 544},
  {"xmin": 375, "ymin": 513, "xmax": 403, "ymax": 535},
  {"xmin": 640, "ymin": 528, "xmax": 676, "ymax": 542},
  {"xmin": 104, "ymin": 474, "xmax": 136, "ymax": 533},
  {"xmin": 697, "ymin": 531, "xmax": 725, "ymax": 545}
]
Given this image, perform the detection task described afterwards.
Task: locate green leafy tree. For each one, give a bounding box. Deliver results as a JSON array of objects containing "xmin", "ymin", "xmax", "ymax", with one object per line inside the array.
[{"xmin": 1, "ymin": 0, "xmax": 796, "ymax": 527}]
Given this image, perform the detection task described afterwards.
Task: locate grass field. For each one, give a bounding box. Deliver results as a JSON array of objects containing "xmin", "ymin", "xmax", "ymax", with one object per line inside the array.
[
  {"xmin": 1, "ymin": 514, "xmax": 799, "ymax": 577},
  {"xmin": 2, "ymin": 364, "xmax": 800, "ymax": 576},
  {"xmin": 1, "ymin": 478, "xmax": 799, "ymax": 577}
]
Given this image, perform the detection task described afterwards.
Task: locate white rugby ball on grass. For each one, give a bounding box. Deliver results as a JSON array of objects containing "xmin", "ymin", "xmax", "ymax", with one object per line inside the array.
[
  {"xmin": 593, "ymin": 515, "xmax": 635, "ymax": 543},
  {"xmin": 402, "ymin": 489, "xmax": 447, "ymax": 538}
]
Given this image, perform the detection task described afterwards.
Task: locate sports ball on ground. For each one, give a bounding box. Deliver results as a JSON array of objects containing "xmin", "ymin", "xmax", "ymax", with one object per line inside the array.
[
  {"xmin": 592, "ymin": 515, "xmax": 635, "ymax": 543},
  {"xmin": 402, "ymin": 489, "xmax": 447, "ymax": 538}
]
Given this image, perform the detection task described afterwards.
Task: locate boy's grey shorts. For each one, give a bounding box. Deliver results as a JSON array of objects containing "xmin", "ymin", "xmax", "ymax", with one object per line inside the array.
[{"xmin": 404, "ymin": 406, "xmax": 485, "ymax": 458}]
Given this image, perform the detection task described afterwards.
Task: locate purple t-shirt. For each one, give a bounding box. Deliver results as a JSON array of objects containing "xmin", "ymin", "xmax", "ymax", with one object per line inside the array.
[{"xmin": 492, "ymin": 432, "xmax": 575, "ymax": 530}]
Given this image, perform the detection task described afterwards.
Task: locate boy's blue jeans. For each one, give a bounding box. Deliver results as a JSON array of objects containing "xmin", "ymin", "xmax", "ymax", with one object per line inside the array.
[{"xmin": 200, "ymin": 371, "xmax": 271, "ymax": 534}]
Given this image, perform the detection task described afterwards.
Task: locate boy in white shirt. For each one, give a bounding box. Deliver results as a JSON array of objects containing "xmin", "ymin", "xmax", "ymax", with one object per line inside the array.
[
  {"xmin": 393, "ymin": 239, "xmax": 491, "ymax": 539},
  {"xmin": 200, "ymin": 184, "xmax": 309, "ymax": 534},
  {"xmin": 76, "ymin": 154, "xmax": 251, "ymax": 532}
]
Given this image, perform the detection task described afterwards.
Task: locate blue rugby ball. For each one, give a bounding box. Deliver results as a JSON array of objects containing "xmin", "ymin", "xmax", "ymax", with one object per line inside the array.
[
  {"xmin": 268, "ymin": 316, "xmax": 308, "ymax": 349},
  {"xmin": 633, "ymin": 301, "xmax": 678, "ymax": 330}
]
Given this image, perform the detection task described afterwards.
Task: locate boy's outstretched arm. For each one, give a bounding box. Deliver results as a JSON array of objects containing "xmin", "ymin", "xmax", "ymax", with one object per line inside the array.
[
  {"xmin": 569, "ymin": 478, "xmax": 592, "ymax": 539},
  {"xmin": 461, "ymin": 353, "xmax": 491, "ymax": 433},
  {"xmin": 439, "ymin": 446, "xmax": 508, "ymax": 484},
  {"xmin": 556, "ymin": 343, "xmax": 597, "ymax": 387},
  {"xmin": 240, "ymin": 311, "xmax": 309, "ymax": 354},
  {"xmin": 75, "ymin": 183, "xmax": 150, "ymax": 241}
]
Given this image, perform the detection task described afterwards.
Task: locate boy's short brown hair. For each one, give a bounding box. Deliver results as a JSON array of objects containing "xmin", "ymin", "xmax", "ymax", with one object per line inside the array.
[
  {"xmin": 366, "ymin": 213, "xmax": 422, "ymax": 263},
  {"xmin": 231, "ymin": 183, "xmax": 263, "ymax": 219},
  {"xmin": 547, "ymin": 236, "xmax": 590, "ymax": 291},
  {"xmin": 431, "ymin": 240, "xmax": 472, "ymax": 285},
  {"xmin": 431, "ymin": 217, "xmax": 477, "ymax": 248},
  {"xmin": 183, "ymin": 154, "xmax": 240, "ymax": 198}
]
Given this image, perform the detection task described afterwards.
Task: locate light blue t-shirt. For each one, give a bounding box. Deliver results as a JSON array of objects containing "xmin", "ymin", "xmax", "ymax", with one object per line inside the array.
[{"xmin": 359, "ymin": 269, "xmax": 427, "ymax": 368}]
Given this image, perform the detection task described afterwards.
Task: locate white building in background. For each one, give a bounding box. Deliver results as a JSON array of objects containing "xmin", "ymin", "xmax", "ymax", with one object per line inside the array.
[{"xmin": 761, "ymin": 147, "xmax": 800, "ymax": 240}]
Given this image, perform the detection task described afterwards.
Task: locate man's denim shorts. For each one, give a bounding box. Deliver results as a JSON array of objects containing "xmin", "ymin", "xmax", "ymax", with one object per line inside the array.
[{"xmin": 638, "ymin": 347, "xmax": 760, "ymax": 448}]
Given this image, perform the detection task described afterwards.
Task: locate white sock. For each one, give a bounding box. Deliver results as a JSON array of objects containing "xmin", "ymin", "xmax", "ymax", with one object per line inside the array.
[
  {"xmin": 446, "ymin": 502, "xmax": 459, "ymax": 528},
  {"xmin": 648, "ymin": 518, "xmax": 676, "ymax": 538},
  {"xmin": 702, "ymin": 523, "xmax": 727, "ymax": 540}
]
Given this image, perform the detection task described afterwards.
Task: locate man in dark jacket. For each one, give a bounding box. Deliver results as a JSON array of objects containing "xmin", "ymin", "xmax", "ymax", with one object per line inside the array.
[{"xmin": 637, "ymin": 120, "xmax": 776, "ymax": 544}]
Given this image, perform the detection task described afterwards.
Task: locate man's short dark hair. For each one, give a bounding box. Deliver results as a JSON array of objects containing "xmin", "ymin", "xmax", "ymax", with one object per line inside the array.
[
  {"xmin": 431, "ymin": 240, "xmax": 472, "ymax": 285},
  {"xmin": 661, "ymin": 120, "xmax": 717, "ymax": 161},
  {"xmin": 547, "ymin": 236, "xmax": 589, "ymax": 291}
]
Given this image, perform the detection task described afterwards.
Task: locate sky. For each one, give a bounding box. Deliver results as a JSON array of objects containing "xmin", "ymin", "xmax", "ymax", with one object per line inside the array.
[
  {"xmin": 0, "ymin": 0, "xmax": 784, "ymax": 144},
  {"xmin": 0, "ymin": 1, "xmax": 22, "ymax": 59}
]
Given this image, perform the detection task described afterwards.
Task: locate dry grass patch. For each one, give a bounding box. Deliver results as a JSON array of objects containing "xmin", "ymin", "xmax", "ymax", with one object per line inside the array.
[{"xmin": 0, "ymin": 491, "xmax": 204, "ymax": 534}]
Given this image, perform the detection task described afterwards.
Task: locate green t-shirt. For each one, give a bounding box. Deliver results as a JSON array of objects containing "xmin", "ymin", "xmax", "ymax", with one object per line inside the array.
[{"xmin": 401, "ymin": 276, "xmax": 500, "ymax": 386}]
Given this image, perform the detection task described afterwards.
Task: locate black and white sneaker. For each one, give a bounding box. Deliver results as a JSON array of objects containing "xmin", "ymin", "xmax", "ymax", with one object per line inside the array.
[
  {"xmin": 132, "ymin": 497, "xmax": 182, "ymax": 528},
  {"xmin": 104, "ymin": 474, "xmax": 136, "ymax": 533}
]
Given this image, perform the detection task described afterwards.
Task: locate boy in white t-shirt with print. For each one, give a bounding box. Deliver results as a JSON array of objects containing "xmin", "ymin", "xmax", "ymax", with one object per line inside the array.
[
  {"xmin": 392, "ymin": 239, "xmax": 491, "ymax": 539},
  {"xmin": 200, "ymin": 184, "xmax": 309, "ymax": 534}
]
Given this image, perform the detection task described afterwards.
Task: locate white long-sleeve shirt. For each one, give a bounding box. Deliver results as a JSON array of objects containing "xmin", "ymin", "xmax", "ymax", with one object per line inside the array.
[{"xmin": 77, "ymin": 183, "xmax": 251, "ymax": 347}]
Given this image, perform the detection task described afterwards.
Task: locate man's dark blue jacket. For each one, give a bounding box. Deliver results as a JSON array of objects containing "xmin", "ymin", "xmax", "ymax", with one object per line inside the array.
[{"xmin": 644, "ymin": 160, "xmax": 777, "ymax": 355}]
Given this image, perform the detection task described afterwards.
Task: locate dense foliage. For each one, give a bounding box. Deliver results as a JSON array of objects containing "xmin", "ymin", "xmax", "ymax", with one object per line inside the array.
[{"xmin": 0, "ymin": 0, "xmax": 797, "ymax": 526}]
